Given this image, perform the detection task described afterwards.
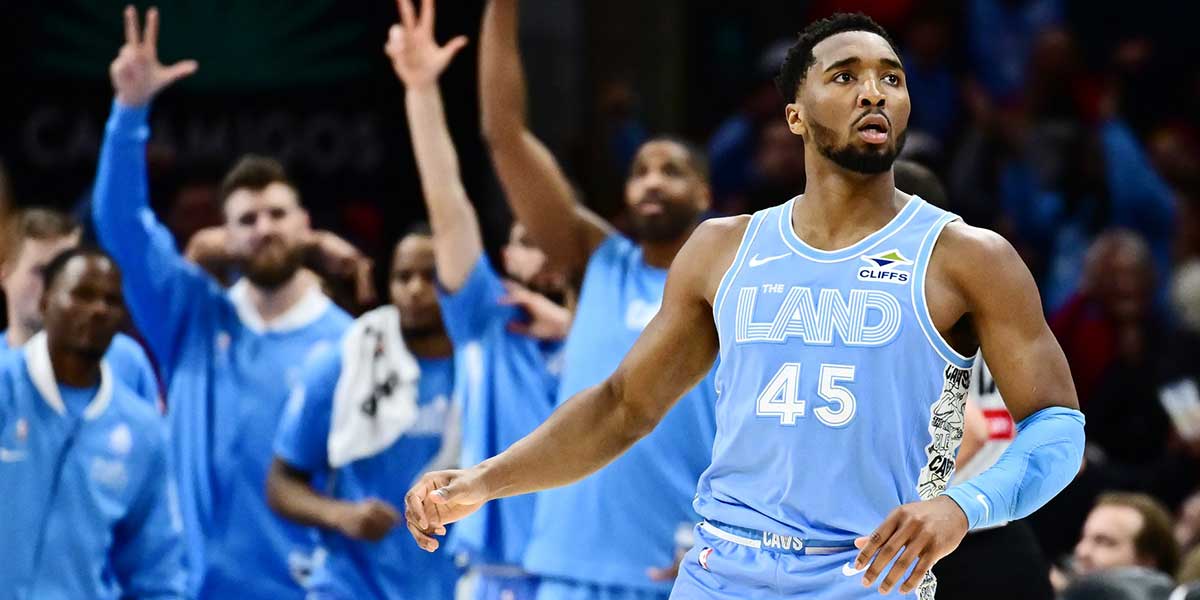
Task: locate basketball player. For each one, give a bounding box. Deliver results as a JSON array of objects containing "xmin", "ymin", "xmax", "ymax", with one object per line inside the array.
[
  {"xmin": 385, "ymin": 2, "xmax": 571, "ymax": 598},
  {"xmin": 94, "ymin": 8, "xmax": 352, "ymax": 597},
  {"xmin": 474, "ymin": 0, "xmax": 718, "ymax": 598},
  {"xmin": 407, "ymin": 13, "xmax": 1085, "ymax": 599}
]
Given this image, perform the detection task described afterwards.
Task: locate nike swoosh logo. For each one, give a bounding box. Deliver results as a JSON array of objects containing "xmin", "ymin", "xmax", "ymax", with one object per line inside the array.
[
  {"xmin": 0, "ymin": 448, "xmax": 27, "ymax": 463},
  {"xmin": 748, "ymin": 253, "xmax": 789, "ymax": 268},
  {"xmin": 975, "ymin": 494, "xmax": 991, "ymax": 523},
  {"xmin": 842, "ymin": 562, "xmax": 868, "ymax": 577}
]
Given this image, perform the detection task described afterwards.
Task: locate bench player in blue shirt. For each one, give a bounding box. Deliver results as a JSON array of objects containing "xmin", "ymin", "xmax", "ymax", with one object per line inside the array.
[
  {"xmin": 0, "ymin": 247, "xmax": 184, "ymax": 599},
  {"xmin": 93, "ymin": 8, "xmax": 352, "ymax": 597},
  {"xmin": 473, "ymin": 0, "xmax": 718, "ymax": 598},
  {"xmin": 2, "ymin": 208, "xmax": 160, "ymax": 407},
  {"xmin": 406, "ymin": 13, "xmax": 1085, "ymax": 599},
  {"xmin": 385, "ymin": 4, "xmax": 571, "ymax": 597},
  {"xmin": 267, "ymin": 226, "xmax": 461, "ymax": 600}
]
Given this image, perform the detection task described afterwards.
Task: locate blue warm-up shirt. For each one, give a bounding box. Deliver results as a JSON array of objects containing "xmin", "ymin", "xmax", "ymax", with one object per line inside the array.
[
  {"xmin": 436, "ymin": 255, "xmax": 563, "ymax": 568},
  {"xmin": 522, "ymin": 235, "xmax": 717, "ymax": 591},
  {"xmin": 274, "ymin": 345, "xmax": 460, "ymax": 600},
  {"xmin": 1, "ymin": 331, "xmax": 160, "ymax": 408},
  {"xmin": 0, "ymin": 342, "xmax": 185, "ymax": 600},
  {"xmin": 92, "ymin": 100, "xmax": 352, "ymax": 599}
]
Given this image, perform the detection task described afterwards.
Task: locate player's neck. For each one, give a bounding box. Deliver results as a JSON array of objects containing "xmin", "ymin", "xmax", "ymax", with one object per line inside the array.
[
  {"xmin": 795, "ymin": 160, "xmax": 901, "ymax": 250},
  {"xmin": 403, "ymin": 330, "xmax": 453, "ymax": 360},
  {"xmin": 640, "ymin": 226, "xmax": 696, "ymax": 270},
  {"xmin": 47, "ymin": 341, "xmax": 101, "ymax": 388},
  {"xmin": 245, "ymin": 269, "xmax": 320, "ymax": 324}
]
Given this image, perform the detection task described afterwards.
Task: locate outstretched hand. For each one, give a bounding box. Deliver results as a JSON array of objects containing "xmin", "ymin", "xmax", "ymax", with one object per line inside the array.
[
  {"xmin": 403, "ymin": 468, "xmax": 490, "ymax": 552},
  {"xmin": 384, "ymin": 0, "xmax": 468, "ymax": 89},
  {"xmin": 110, "ymin": 5, "xmax": 197, "ymax": 107}
]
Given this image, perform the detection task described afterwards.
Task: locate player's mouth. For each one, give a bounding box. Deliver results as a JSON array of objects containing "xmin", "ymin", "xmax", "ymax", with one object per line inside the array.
[
  {"xmin": 635, "ymin": 200, "xmax": 666, "ymax": 216},
  {"xmin": 856, "ymin": 115, "xmax": 890, "ymax": 145}
]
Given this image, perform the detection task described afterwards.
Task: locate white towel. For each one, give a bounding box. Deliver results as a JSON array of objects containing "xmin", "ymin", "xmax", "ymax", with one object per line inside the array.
[{"xmin": 327, "ymin": 305, "xmax": 420, "ymax": 468}]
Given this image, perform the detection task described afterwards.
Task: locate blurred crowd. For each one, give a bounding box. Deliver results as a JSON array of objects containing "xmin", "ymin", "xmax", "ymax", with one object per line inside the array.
[{"xmin": 4, "ymin": 0, "xmax": 1200, "ymax": 599}]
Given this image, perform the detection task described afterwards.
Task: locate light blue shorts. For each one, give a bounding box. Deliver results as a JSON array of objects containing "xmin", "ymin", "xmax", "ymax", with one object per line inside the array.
[{"xmin": 669, "ymin": 522, "xmax": 936, "ymax": 599}]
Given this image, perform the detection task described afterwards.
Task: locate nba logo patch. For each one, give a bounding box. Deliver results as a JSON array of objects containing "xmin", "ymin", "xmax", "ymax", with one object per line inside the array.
[
  {"xmin": 15, "ymin": 418, "xmax": 27, "ymax": 442},
  {"xmin": 698, "ymin": 547, "xmax": 713, "ymax": 571}
]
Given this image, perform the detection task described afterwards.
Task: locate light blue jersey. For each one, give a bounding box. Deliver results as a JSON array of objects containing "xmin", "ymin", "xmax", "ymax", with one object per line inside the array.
[
  {"xmin": 523, "ymin": 235, "xmax": 717, "ymax": 594},
  {"xmin": 274, "ymin": 346, "xmax": 460, "ymax": 600},
  {"xmin": 0, "ymin": 339, "xmax": 185, "ymax": 600},
  {"xmin": 437, "ymin": 256, "xmax": 561, "ymax": 572},
  {"xmin": 1, "ymin": 331, "xmax": 160, "ymax": 408},
  {"xmin": 677, "ymin": 196, "xmax": 972, "ymax": 599},
  {"xmin": 93, "ymin": 101, "xmax": 353, "ymax": 599}
]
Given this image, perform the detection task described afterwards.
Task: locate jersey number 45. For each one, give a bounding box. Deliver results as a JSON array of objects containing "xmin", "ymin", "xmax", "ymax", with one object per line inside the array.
[{"xmin": 756, "ymin": 363, "xmax": 856, "ymax": 427}]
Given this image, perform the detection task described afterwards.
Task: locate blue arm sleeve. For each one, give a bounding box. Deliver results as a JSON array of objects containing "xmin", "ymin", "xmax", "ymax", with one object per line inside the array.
[
  {"xmin": 111, "ymin": 421, "xmax": 187, "ymax": 599},
  {"xmin": 436, "ymin": 255, "xmax": 512, "ymax": 346},
  {"xmin": 92, "ymin": 100, "xmax": 226, "ymax": 377},
  {"xmin": 943, "ymin": 406, "xmax": 1085, "ymax": 530},
  {"xmin": 273, "ymin": 347, "xmax": 340, "ymax": 473}
]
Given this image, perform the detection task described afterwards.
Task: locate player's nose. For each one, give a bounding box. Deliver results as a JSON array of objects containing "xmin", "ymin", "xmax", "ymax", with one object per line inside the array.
[{"xmin": 858, "ymin": 79, "xmax": 885, "ymax": 108}]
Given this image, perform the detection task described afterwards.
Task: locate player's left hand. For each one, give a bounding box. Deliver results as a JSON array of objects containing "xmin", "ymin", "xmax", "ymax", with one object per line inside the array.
[{"xmin": 853, "ymin": 495, "xmax": 968, "ymax": 595}]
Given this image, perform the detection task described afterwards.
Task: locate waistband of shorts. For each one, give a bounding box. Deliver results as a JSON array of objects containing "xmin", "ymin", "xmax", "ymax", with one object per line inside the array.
[{"xmin": 700, "ymin": 520, "xmax": 857, "ymax": 555}]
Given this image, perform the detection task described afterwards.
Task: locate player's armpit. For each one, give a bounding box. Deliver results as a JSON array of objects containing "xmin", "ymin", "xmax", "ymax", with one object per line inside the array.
[{"xmin": 934, "ymin": 223, "xmax": 1079, "ymax": 420}]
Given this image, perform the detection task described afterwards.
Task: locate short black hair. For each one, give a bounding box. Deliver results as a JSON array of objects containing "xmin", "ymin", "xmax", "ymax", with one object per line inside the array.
[
  {"xmin": 42, "ymin": 246, "xmax": 118, "ymax": 292},
  {"xmin": 639, "ymin": 135, "xmax": 711, "ymax": 182},
  {"xmin": 774, "ymin": 12, "xmax": 898, "ymax": 102},
  {"xmin": 219, "ymin": 155, "xmax": 297, "ymax": 206}
]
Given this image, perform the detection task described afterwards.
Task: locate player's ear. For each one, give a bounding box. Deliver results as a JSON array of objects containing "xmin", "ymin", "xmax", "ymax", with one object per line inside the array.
[{"xmin": 785, "ymin": 103, "xmax": 806, "ymax": 138}]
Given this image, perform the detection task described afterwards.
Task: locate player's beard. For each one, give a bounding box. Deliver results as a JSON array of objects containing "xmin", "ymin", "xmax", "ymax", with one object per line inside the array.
[
  {"xmin": 808, "ymin": 117, "xmax": 906, "ymax": 175},
  {"xmin": 240, "ymin": 242, "xmax": 305, "ymax": 290},
  {"xmin": 630, "ymin": 199, "xmax": 701, "ymax": 243}
]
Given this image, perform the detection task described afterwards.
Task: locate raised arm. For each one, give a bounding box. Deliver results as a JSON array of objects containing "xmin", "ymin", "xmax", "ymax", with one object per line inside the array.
[
  {"xmin": 385, "ymin": 0, "xmax": 479, "ymax": 291},
  {"xmin": 479, "ymin": 0, "xmax": 612, "ymax": 274},
  {"xmin": 402, "ymin": 217, "xmax": 744, "ymax": 551},
  {"xmin": 93, "ymin": 7, "xmax": 209, "ymax": 375}
]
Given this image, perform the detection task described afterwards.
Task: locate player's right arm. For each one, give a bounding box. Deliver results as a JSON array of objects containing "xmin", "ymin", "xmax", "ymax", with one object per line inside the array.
[
  {"xmin": 403, "ymin": 217, "xmax": 746, "ymax": 552},
  {"xmin": 267, "ymin": 349, "xmax": 403, "ymax": 542},
  {"xmin": 386, "ymin": 0, "xmax": 479, "ymax": 291},
  {"xmin": 479, "ymin": 0, "xmax": 613, "ymax": 275},
  {"xmin": 93, "ymin": 7, "xmax": 207, "ymax": 375}
]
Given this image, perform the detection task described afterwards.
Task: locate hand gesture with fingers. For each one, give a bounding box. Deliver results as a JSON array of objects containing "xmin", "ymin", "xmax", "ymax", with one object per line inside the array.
[
  {"xmin": 110, "ymin": 5, "xmax": 197, "ymax": 106},
  {"xmin": 403, "ymin": 468, "xmax": 490, "ymax": 552},
  {"xmin": 501, "ymin": 280, "xmax": 572, "ymax": 341},
  {"xmin": 334, "ymin": 498, "xmax": 401, "ymax": 542},
  {"xmin": 853, "ymin": 495, "xmax": 968, "ymax": 595},
  {"xmin": 384, "ymin": 0, "xmax": 468, "ymax": 90}
]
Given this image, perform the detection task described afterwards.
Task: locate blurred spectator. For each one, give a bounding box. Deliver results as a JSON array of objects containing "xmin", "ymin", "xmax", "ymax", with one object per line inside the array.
[
  {"xmin": 1061, "ymin": 567, "xmax": 1176, "ymax": 600},
  {"xmin": 1051, "ymin": 231, "xmax": 1160, "ymax": 412},
  {"xmin": 967, "ymin": 0, "xmax": 1063, "ymax": 103},
  {"xmin": 1177, "ymin": 493, "xmax": 1200, "ymax": 557},
  {"xmin": 899, "ymin": 3, "xmax": 960, "ymax": 146},
  {"xmin": 894, "ymin": 159, "xmax": 947, "ymax": 208},
  {"xmin": 1054, "ymin": 493, "xmax": 1180, "ymax": 593},
  {"xmin": 739, "ymin": 120, "xmax": 806, "ymax": 213},
  {"xmin": 1179, "ymin": 548, "xmax": 1200, "ymax": 586},
  {"xmin": 708, "ymin": 40, "xmax": 789, "ymax": 213}
]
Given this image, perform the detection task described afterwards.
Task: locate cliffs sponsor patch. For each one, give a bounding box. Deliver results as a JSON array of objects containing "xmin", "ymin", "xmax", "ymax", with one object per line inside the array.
[{"xmin": 857, "ymin": 249, "xmax": 912, "ymax": 284}]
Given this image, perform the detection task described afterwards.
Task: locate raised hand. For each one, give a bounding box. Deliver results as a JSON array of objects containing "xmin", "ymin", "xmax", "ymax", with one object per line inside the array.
[
  {"xmin": 403, "ymin": 468, "xmax": 490, "ymax": 552},
  {"xmin": 109, "ymin": 6, "xmax": 197, "ymax": 107},
  {"xmin": 384, "ymin": 0, "xmax": 468, "ymax": 89},
  {"xmin": 334, "ymin": 498, "xmax": 401, "ymax": 542},
  {"xmin": 500, "ymin": 280, "xmax": 572, "ymax": 341}
]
